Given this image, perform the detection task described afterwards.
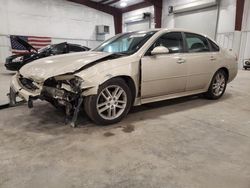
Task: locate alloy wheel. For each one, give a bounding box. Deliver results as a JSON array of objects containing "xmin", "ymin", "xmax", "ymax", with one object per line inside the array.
[
  {"xmin": 212, "ymin": 72, "xmax": 226, "ymax": 96},
  {"xmin": 96, "ymin": 85, "xmax": 127, "ymax": 120}
]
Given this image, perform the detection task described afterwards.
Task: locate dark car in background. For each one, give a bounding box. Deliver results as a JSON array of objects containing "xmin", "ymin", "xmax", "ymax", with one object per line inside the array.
[
  {"xmin": 5, "ymin": 36, "xmax": 90, "ymax": 71},
  {"xmin": 243, "ymin": 59, "xmax": 250, "ymax": 70}
]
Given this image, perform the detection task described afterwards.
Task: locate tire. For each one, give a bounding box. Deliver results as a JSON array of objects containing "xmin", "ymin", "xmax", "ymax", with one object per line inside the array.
[
  {"xmin": 84, "ymin": 78, "xmax": 132, "ymax": 125},
  {"xmin": 204, "ymin": 69, "xmax": 228, "ymax": 100},
  {"xmin": 244, "ymin": 67, "xmax": 247, "ymax": 70}
]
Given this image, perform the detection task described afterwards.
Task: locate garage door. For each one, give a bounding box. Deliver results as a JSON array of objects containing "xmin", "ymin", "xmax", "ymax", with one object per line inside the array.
[
  {"xmin": 174, "ymin": 6, "xmax": 218, "ymax": 39},
  {"xmin": 126, "ymin": 20, "xmax": 150, "ymax": 32}
]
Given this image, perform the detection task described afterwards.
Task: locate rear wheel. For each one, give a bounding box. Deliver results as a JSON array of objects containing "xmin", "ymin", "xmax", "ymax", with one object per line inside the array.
[
  {"xmin": 84, "ymin": 78, "xmax": 132, "ymax": 125},
  {"xmin": 205, "ymin": 69, "xmax": 227, "ymax": 99}
]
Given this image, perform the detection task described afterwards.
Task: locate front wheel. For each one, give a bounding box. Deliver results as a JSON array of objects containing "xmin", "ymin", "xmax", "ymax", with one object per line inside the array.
[
  {"xmin": 204, "ymin": 70, "xmax": 227, "ymax": 100},
  {"xmin": 84, "ymin": 78, "xmax": 132, "ymax": 125}
]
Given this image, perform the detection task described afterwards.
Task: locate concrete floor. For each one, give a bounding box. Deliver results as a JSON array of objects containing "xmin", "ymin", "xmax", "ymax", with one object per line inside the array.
[{"xmin": 0, "ymin": 70, "xmax": 250, "ymax": 188}]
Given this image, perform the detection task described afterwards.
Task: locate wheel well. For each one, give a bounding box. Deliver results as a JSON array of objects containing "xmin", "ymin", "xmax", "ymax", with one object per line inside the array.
[
  {"xmin": 218, "ymin": 67, "xmax": 229, "ymax": 80},
  {"xmin": 116, "ymin": 76, "xmax": 136, "ymax": 104}
]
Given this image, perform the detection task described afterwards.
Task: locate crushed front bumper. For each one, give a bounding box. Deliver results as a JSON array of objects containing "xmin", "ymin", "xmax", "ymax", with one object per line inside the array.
[
  {"xmin": 9, "ymin": 74, "xmax": 41, "ymax": 104},
  {"xmin": 9, "ymin": 74, "xmax": 83, "ymax": 127}
]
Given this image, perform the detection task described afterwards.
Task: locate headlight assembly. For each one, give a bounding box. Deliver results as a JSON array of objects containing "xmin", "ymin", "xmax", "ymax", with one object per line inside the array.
[
  {"xmin": 69, "ymin": 76, "xmax": 84, "ymax": 88},
  {"xmin": 12, "ymin": 56, "xmax": 24, "ymax": 63}
]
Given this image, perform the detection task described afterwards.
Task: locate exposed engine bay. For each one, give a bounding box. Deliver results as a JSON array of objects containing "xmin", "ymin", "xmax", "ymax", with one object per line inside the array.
[
  {"xmin": 42, "ymin": 75, "xmax": 84, "ymax": 127},
  {"xmin": 12, "ymin": 74, "xmax": 85, "ymax": 127}
]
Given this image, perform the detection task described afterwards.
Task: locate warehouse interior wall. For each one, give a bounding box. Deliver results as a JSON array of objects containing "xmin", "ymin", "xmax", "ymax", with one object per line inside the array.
[
  {"xmin": 239, "ymin": 0, "xmax": 250, "ymax": 68},
  {"xmin": 122, "ymin": 6, "xmax": 155, "ymax": 32},
  {"xmin": 162, "ymin": 0, "xmax": 235, "ymax": 40},
  {"xmin": 0, "ymin": 0, "xmax": 115, "ymax": 64}
]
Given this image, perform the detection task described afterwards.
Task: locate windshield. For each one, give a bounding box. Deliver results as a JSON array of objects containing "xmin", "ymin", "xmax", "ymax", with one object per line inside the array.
[{"xmin": 94, "ymin": 31, "xmax": 157, "ymax": 55}]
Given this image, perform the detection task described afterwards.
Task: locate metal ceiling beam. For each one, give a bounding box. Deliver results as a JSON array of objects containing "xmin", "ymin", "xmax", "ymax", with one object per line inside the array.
[
  {"xmin": 106, "ymin": 0, "xmax": 120, "ymax": 5},
  {"xmin": 68, "ymin": 0, "xmax": 120, "ymax": 15},
  {"xmin": 99, "ymin": 0, "xmax": 110, "ymax": 3},
  {"xmin": 144, "ymin": 0, "xmax": 162, "ymax": 8}
]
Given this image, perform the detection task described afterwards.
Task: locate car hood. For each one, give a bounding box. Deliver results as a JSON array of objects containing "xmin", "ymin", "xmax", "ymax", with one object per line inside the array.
[{"xmin": 20, "ymin": 51, "xmax": 112, "ymax": 82}]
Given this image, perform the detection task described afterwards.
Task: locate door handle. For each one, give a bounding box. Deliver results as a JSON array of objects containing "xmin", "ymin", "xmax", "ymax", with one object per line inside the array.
[
  {"xmin": 210, "ymin": 56, "xmax": 216, "ymax": 61},
  {"xmin": 177, "ymin": 58, "xmax": 185, "ymax": 64}
]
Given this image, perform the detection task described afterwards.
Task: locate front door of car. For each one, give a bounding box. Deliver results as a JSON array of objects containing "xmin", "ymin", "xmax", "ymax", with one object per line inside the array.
[
  {"xmin": 183, "ymin": 32, "xmax": 214, "ymax": 91},
  {"xmin": 141, "ymin": 32, "xmax": 188, "ymax": 99}
]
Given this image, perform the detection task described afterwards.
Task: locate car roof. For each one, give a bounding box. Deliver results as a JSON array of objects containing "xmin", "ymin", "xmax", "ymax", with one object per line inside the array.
[
  {"xmin": 126, "ymin": 28, "xmax": 215, "ymax": 43},
  {"xmin": 141, "ymin": 28, "xmax": 208, "ymax": 36}
]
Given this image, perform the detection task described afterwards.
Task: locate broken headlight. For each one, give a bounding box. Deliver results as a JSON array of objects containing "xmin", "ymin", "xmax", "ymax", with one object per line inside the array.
[
  {"xmin": 69, "ymin": 76, "xmax": 84, "ymax": 88},
  {"xmin": 53, "ymin": 75, "xmax": 84, "ymax": 93},
  {"xmin": 68, "ymin": 76, "xmax": 84, "ymax": 92}
]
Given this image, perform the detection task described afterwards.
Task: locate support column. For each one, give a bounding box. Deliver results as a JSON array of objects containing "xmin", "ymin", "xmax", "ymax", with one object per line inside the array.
[
  {"xmin": 114, "ymin": 12, "xmax": 122, "ymax": 34},
  {"xmin": 235, "ymin": 0, "xmax": 245, "ymax": 31},
  {"xmin": 154, "ymin": 0, "xmax": 163, "ymax": 28}
]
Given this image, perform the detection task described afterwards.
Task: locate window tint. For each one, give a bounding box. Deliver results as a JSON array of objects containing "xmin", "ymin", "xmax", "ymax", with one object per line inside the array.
[
  {"xmin": 52, "ymin": 43, "xmax": 67, "ymax": 54},
  {"xmin": 69, "ymin": 44, "xmax": 85, "ymax": 52},
  {"xmin": 149, "ymin": 32, "xmax": 184, "ymax": 54},
  {"xmin": 185, "ymin": 33, "xmax": 210, "ymax": 53},
  {"xmin": 208, "ymin": 39, "xmax": 220, "ymax": 52}
]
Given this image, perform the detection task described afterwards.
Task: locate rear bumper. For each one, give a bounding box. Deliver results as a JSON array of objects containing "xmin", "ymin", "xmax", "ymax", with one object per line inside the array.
[{"xmin": 228, "ymin": 67, "xmax": 238, "ymax": 83}]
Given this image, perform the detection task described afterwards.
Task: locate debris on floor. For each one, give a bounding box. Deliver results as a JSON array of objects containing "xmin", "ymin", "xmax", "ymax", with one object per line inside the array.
[
  {"xmin": 103, "ymin": 132, "xmax": 115, "ymax": 137},
  {"xmin": 122, "ymin": 124, "xmax": 135, "ymax": 133}
]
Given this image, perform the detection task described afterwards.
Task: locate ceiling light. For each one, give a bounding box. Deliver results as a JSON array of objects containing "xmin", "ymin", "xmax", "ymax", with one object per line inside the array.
[{"xmin": 120, "ymin": 2, "xmax": 127, "ymax": 7}]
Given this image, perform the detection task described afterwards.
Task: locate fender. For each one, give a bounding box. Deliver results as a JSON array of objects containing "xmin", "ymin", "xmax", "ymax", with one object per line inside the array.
[{"xmin": 78, "ymin": 61, "xmax": 140, "ymax": 99}]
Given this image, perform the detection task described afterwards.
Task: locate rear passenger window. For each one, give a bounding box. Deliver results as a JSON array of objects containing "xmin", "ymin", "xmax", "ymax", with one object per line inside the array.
[
  {"xmin": 208, "ymin": 39, "xmax": 220, "ymax": 52},
  {"xmin": 185, "ymin": 33, "xmax": 210, "ymax": 53},
  {"xmin": 148, "ymin": 32, "xmax": 184, "ymax": 54}
]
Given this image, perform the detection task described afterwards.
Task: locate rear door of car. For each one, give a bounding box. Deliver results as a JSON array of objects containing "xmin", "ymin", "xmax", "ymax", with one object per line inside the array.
[{"xmin": 183, "ymin": 32, "xmax": 214, "ymax": 91}]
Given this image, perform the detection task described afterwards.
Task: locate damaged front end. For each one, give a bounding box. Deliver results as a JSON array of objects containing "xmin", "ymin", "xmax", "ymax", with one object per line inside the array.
[
  {"xmin": 41, "ymin": 75, "xmax": 85, "ymax": 127},
  {"xmin": 10, "ymin": 73, "xmax": 86, "ymax": 127}
]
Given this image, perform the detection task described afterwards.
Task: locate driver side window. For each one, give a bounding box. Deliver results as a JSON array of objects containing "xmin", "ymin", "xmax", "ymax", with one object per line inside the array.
[{"xmin": 147, "ymin": 32, "xmax": 184, "ymax": 55}]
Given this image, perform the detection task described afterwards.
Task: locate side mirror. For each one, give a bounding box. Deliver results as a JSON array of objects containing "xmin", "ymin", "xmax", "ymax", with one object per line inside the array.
[{"xmin": 151, "ymin": 46, "xmax": 169, "ymax": 55}]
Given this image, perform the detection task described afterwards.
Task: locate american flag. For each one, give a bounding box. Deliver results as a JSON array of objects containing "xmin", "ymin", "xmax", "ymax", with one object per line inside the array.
[{"xmin": 10, "ymin": 35, "xmax": 51, "ymax": 54}]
